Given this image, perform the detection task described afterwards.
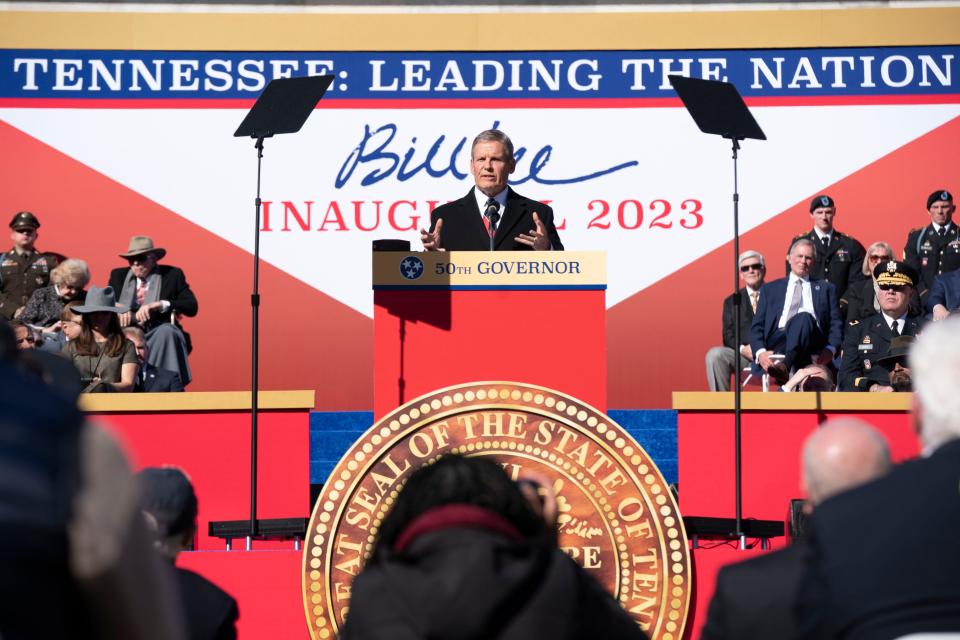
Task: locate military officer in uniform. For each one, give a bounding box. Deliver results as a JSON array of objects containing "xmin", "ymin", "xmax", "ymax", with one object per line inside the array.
[
  {"xmin": 838, "ymin": 260, "xmax": 924, "ymax": 392},
  {"xmin": 0, "ymin": 212, "xmax": 60, "ymax": 320},
  {"xmin": 904, "ymin": 190, "xmax": 960, "ymax": 301},
  {"xmin": 787, "ymin": 195, "xmax": 866, "ymax": 318}
]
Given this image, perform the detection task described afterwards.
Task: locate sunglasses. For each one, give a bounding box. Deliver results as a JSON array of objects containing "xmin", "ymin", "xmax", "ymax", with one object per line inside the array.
[
  {"xmin": 740, "ymin": 263, "xmax": 763, "ymax": 272},
  {"xmin": 868, "ymin": 254, "xmax": 892, "ymax": 262},
  {"xmin": 878, "ymin": 284, "xmax": 909, "ymax": 292}
]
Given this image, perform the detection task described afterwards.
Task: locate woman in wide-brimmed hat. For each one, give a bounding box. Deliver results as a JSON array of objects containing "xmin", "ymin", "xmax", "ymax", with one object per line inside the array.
[{"xmin": 63, "ymin": 285, "xmax": 138, "ymax": 392}]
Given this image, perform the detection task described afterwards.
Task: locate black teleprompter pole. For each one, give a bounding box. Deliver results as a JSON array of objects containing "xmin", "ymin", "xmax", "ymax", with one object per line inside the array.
[
  {"xmin": 232, "ymin": 75, "xmax": 333, "ymax": 549},
  {"xmin": 669, "ymin": 75, "xmax": 766, "ymax": 548}
]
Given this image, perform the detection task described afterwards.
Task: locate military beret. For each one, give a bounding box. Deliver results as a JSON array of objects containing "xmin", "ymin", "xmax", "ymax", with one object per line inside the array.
[
  {"xmin": 926, "ymin": 190, "xmax": 953, "ymax": 210},
  {"xmin": 809, "ymin": 195, "xmax": 835, "ymax": 212},
  {"xmin": 9, "ymin": 211, "xmax": 40, "ymax": 231},
  {"xmin": 874, "ymin": 260, "xmax": 919, "ymax": 288}
]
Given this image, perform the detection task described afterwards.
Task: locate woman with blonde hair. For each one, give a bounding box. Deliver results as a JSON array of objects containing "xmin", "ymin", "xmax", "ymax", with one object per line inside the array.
[
  {"xmin": 20, "ymin": 258, "xmax": 90, "ymax": 330},
  {"xmin": 844, "ymin": 242, "xmax": 922, "ymax": 320}
]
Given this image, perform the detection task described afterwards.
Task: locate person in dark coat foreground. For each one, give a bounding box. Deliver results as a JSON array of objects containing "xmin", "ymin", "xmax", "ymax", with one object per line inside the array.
[
  {"xmin": 138, "ymin": 467, "xmax": 238, "ymax": 640},
  {"xmin": 340, "ymin": 455, "xmax": 646, "ymax": 640}
]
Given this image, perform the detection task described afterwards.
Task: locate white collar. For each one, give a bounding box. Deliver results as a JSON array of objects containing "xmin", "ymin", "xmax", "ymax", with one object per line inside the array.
[
  {"xmin": 932, "ymin": 221, "xmax": 952, "ymax": 234},
  {"xmin": 474, "ymin": 187, "xmax": 508, "ymax": 215},
  {"xmin": 813, "ymin": 228, "xmax": 833, "ymax": 242}
]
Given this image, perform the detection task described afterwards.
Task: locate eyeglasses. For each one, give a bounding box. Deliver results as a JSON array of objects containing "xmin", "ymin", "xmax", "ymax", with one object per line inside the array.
[
  {"xmin": 868, "ymin": 254, "xmax": 892, "ymax": 262},
  {"xmin": 740, "ymin": 263, "xmax": 763, "ymax": 272},
  {"xmin": 878, "ymin": 284, "xmax": 909, "ymax": 292}
]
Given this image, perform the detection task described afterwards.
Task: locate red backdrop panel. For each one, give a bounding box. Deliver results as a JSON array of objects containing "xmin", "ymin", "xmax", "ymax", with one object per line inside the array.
[
  {"xmin": 373, "ymin": 289, "xmax": 606, "ymax": 418},
  {"xmin": 93, "ymin": 409, "xmax": 309, "ymax": 550},
  {"xmin": 178, "ymin": 550, "xmax": 305, "ymax": 639}
]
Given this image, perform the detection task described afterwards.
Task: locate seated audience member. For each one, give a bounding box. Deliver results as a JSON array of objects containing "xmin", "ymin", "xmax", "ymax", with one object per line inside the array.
[
  {"xmin": 839, "ymin": 260, "xmax": 924, "ymax": 392},
  {"xmin": 875, "ymin": 335, "xmax": 915, "ymax": 392},
  {"xmin": 798, "ymin": 316, "xmax": 960, "ymax": 638},
  {"xmin": 0, "ymin": 211, "xmax": 60, "ymax": 320},
  {"xmin": 904, "ymin": 190, "xmax": 960, "ymax": 300},
  {"xmin": 702, "ymin": 418, "xmax": 890, "ymax": 640},
  {"xmin": 9, "ymin": 319, "xmax": 36, "ymax": 350},
  {"xmin": 844, "ymin": 241, "xmax": 925, "ymax": 321},
  {"xmin": 781, "ymin": 363, "xmax": 834, "ymax": 392},
  {"xmin": 927, "ymin": 265, "xmax": 960, "ymax": 321},
  {"xmin": 123, "ymin": 327, "xmax": 184, "ymax": 392},
  {"xmin": 64, "ymin": 286, "xmax": 138, "ymax": 393},
  {"xmin": 786, "ymin": 195, "xmax": 866, "ymax": 319},
  {"xmin": 750, "ymin": 238, "xmax": 843, "ymax": 386},
  {"xmin": 138, "ymin": 467, "xmax": 238, "ymax": 640},
  {"xmin": 0, "ymin": 322, "xmax": 186, "ymax": 640},
  {"xmin": 20, "ymin": 258, "xmax": 89, "ymax": 330},
  {"xmin": 59, "ymin": 300, "xmax": 84, "ymax": 345},
  {"xmin": 341, "ymin": 454, "xmax": 647, "ymax": 640},
  {"xmin": 109, "ymin": 236, "xmax": 197, "ymax": 385},
  {"xmin": 706, "ymin": 250, "xmax": 766, "ymax": 391}
]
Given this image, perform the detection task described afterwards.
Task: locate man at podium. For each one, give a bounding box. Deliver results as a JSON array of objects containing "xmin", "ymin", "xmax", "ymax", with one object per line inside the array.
[{"xmin": 421, "ymin": 129, "xmax": 564, "ymax": 251}]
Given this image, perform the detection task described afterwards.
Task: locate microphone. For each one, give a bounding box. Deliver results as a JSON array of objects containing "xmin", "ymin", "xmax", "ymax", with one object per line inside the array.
[{"xmin": 485, "ymin": 199, "xmax": 500, "ymax": 252}]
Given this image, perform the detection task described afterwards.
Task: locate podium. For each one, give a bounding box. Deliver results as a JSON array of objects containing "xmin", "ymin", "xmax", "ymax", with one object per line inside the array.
[{"xmin": 372, "ymin": 251, "xmax": 607, "ymax": 418}]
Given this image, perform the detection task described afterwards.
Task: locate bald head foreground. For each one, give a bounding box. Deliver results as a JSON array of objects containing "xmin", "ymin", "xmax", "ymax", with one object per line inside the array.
[
  {"xmin": 801, "ymin": 418, "xmax": 891, "ymax": 507},
  {"xmin": 701, "ymin": 418, "xmax": 891, "ymax": 640},
  {"xmin": 798, "ymin": 316, "xmax": 960, "ymax": 638}
]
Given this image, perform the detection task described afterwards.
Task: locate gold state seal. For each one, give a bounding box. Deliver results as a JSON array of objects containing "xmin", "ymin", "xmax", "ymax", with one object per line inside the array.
[{"xmin": 302, "ymin": 382, "xmax": 690, "ymax": 639}]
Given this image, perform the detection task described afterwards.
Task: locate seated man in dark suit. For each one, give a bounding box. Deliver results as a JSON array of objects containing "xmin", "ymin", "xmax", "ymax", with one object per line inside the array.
[
  {"xmin": 109, "ymin": 236, "xmax": 197, "ymax": 386},
  {"xmin": 420, "ymin": 129, "xmax": 563, "ymax": 252},
  {"xmin": 839, "ymin": 260, "xmax": 925, "ymax": 392},
  {"xmin": 798, "ymin": 316, "xmax": 960, "ymax": 638},
  {"xmin": 705, "ymin": 250, "xmax": 766, "ymax": 391},
  {"xmin": 927, "ymin": 266, "xmax": 960, "ymax": 321},
  {"xmin": 122, "ymin": 327, "xmax": 183, "ymax": 392},
  {"xmin": 750, "ymin": 238, "xmax": 843, "ymax": 385},
  {"xmin": 702, "ymin": 418, "xmax": 890, "ymax": 640}
]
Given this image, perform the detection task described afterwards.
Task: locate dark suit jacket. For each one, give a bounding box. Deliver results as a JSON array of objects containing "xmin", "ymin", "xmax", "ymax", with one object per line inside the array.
[
  {"xmin": 175, "ymin": 566, "xmax": 238, "ymax": 640},
  {"xmin": 927, "ymin": 268, "xmax": 960, "ymax": 315},
  {"xmin": 701, "ymin": 543, "xmax": 808, "ymax": 640},
  {"xmin": 108, "ymin": 264, "xmax": 198, "ymax": 325},
  {"xmin": 798, "ymin": 439, "xmax": 960, "ymax": 640},
  {"xmin": 787, "ymin": 230, "xmax": 866, "ymax": 301},
  {"xmin": 722, "ymin": 287, "xmax": 757, "ymax": 350},
  {"xmin": 429, "ymin": 187, "xmax": 563, "ymax": 251},
  {"xmin": 138, "ymin": 364, "xmax": 184, "ymax": 393},
  {"xmin": 749, "ymin": 277, "xmax": 843, "ymax": 357}
]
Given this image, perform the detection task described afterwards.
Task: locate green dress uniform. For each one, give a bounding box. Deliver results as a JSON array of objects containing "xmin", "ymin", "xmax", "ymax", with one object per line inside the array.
[
  {"xmin": 903, "ymin": 223, "xmax": 960, "ymax": 296},
  {"xmin": 0, "ymin": 249, "xmax": 59, "ymax": 320}
]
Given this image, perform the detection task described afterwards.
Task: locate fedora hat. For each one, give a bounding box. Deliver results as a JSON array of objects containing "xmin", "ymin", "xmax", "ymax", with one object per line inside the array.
[
  {"xmin": 119, "ymin": 236, "xmax": 167, "ymax": 260},
  {"xmin": 74, "ymin": 286, "xmax": 129, "ymax": 314}
]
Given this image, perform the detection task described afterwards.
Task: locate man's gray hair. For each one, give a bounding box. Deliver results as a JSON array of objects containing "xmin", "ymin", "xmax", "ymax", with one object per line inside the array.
[
  {"xmin": 910, "ymin": 316, "xmax": 960, "ymax": 452},
  {"xmin": 471, "ymin": 129, "xmax": 514, "ymax": 162},
  {"xmin": 122, "ymin": 326, "xmax": 146, "ymax": 342},
  {"xmin": 789, "ymin": 236, "xmax": 818, "ymax": 259},
  {"xmin": 802, "ymin": 417, "xmax": 891, "ymax": 505},
  {"xmin": 738, "ymin": 250, "xmax": 765, "ymax": 268}
]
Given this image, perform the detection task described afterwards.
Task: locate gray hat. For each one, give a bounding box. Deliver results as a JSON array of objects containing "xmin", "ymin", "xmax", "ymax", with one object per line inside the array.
[
  {"xmin": 74, "ymin": 286, "xmax": 129, "ymax": 314},
  {"xmin": 119, "ymin": 236, "xmax": 167, "ymax": 260}
]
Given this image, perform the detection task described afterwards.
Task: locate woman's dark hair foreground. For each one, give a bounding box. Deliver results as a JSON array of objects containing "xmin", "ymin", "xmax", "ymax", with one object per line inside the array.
[{"xmin": 371, "ymin": 454, "xmax": 544, "ymax": 560}]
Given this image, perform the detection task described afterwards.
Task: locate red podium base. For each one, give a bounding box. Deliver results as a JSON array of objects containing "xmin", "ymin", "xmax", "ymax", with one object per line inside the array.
[{"xmin": 372, "ymin": 251, "xmax": 607, "ymax": 418}]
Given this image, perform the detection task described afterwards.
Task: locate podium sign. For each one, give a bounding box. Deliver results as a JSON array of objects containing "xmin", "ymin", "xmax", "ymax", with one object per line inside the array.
[{"xmin": 372, "ymin": 252, "xmax": 607, "ymax": 418}]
